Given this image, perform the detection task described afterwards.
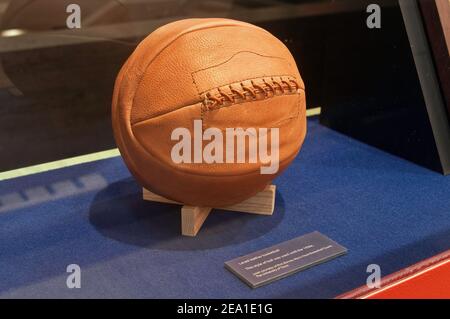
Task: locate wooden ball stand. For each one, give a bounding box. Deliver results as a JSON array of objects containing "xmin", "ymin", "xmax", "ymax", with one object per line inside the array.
[{"xmin": 142, "ymin": 185, "xmax": 276, "ymax": 236}]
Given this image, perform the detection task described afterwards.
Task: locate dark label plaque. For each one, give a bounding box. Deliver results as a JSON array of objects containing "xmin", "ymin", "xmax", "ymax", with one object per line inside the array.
[{"xmin": 225, "ymin": 231, "xmax": 347, "ymax": 288}]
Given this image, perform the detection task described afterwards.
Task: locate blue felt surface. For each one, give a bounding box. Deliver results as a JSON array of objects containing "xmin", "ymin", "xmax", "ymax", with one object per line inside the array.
[{"xmin": 0, "ymin": 118, "xmax": 449, "ymax": 298}]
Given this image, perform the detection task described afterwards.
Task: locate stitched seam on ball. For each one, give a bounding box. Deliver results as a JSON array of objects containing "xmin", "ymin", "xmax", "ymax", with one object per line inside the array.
[
  {"xmin": 200, "ymin": 88, "xmax": 303, "ymax": 130},
  {"xmin": 195, "ymin": 74, "xmax": 303, "ymax": 95},
  {"xmin": 131, "ymin": 92, "xmax": 300, "ymax": 126},
  {"xmin": 271, "ymin": 93, "xmax": 303, "ymax": 127},
  {"xmin": 191, "ymin": 51, "xmax": 290, "ymax": 76},
  {"xmin": 201, "ymin": 75, "xmax": 302, "ymax": 112},
  {"xmin": 191, "ymin": 69, "xmax": 206, "ymax": 130}
]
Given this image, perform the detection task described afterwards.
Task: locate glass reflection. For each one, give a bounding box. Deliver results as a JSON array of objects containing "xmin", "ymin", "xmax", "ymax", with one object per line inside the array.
[{"xmin": 0, "ymin": 0, "xmax": 394, "ymax": 172}]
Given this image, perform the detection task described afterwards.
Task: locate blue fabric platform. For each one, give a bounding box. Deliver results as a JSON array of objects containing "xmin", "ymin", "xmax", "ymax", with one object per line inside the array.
[{"xmin": 1, "ymin": 118, "xmax": 449, "ymax": 298}]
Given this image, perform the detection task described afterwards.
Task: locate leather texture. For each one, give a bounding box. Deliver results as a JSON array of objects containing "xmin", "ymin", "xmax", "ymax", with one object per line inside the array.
[{"xmin": 112, "ymin": 18, "xmax": 307, "ymax": 206}]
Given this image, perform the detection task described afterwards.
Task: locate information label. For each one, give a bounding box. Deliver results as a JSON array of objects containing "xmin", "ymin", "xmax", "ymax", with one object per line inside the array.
[{"xmin": 225, "ymin": 231, "xmax": 347, "ymax": 288}]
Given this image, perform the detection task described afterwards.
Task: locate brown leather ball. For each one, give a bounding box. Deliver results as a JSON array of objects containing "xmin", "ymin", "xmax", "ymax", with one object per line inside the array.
[{"xmin": 112, "ymin": 18, "xmax": 306, "ymax": 206}]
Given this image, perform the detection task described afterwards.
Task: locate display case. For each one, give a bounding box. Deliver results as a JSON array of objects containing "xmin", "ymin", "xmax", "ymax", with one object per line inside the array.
[{"xmin": 0, "ymin": 0, "xmax": 449, "ymax": 300}]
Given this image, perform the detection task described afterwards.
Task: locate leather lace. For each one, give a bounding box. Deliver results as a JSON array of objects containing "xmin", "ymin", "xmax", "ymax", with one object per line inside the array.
[{"xmin": 203, "ymin": 76, "xmax": 301, "ymax": 110}]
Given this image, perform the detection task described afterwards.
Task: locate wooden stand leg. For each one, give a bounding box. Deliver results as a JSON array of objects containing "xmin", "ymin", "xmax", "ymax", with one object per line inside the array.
[
  {"xmin": 143, "ymin": 185, "xmax": 276, "ymax": 236},
  {"xmin": 181, "ymin": 206, "xmax": 211, "ymax": 236}
]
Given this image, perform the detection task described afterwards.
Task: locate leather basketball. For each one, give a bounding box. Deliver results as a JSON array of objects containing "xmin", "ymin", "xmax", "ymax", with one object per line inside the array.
[{"xmin": 112, "ymin": 18, "xmax": 306, "ymax": 206}]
